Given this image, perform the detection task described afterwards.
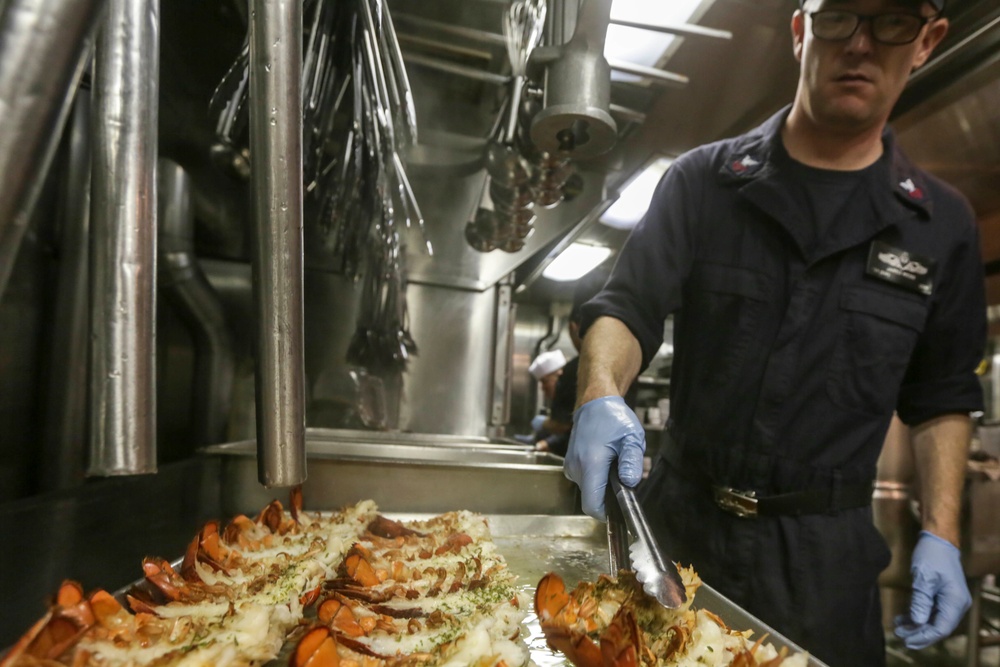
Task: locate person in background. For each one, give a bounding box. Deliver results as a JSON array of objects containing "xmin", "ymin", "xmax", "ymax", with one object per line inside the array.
[
  {"xmin": 565, "ymin": 0, "xmax": 985, "ymax": 664},
  {"xmin": 524, "ymin": 349, "xmax": 567, "ymax": 444},
  {"xmin": 534, "ymin": 313, "xmax": 581, "ymax": 456}
]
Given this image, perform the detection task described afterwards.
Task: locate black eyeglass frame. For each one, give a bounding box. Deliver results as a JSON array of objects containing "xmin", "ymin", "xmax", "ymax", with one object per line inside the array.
[{"xmin": 807, "ymin": 9, "xmax": 942, "ymax": 46}]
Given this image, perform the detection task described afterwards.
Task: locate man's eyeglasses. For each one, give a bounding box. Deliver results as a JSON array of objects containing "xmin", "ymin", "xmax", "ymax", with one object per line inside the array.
[{"xmin": 809, "ymin": 10, "xmax": 938, "ymax": 45}]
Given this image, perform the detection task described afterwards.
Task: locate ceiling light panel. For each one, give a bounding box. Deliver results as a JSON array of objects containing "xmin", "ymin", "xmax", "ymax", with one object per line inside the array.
[
  {"xmin": 600, "ymin": 156, "xmax": 674, "ymax": 230},
  {"xmin": 605, "ymin": 0, "xmax": 707, "ymax": 81},
  {"xmin": 543, "ymin": 243, "xmax": 614, "ymax": 282}
]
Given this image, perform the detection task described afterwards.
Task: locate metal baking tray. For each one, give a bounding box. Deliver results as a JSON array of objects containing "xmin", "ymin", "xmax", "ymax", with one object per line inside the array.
[
  {"xmin": 112, "ymin": 513, "xmax": 824, "ymax": 666},
  {"xmin": 473, "ymin": 514, "xmax": 827, "ymax": 667},
  {"xmin": 202, "ymin": 439, "xmax": 577, "ymax": 516}
]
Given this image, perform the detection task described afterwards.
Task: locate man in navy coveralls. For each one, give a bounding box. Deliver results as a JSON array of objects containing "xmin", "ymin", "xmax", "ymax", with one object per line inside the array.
[{"xmin": 565, "ymin": 0, "xmax": 986, "ymax": 663}]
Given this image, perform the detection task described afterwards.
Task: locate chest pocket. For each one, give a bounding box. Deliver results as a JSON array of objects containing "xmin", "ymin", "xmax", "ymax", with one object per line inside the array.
[
  {"xmin": 682, "ymin": 263, "xmax": 770, "ymax": 393},
  {"xmin": 827, "ymin": 286, "xmax": 928, "ymax": 415}
]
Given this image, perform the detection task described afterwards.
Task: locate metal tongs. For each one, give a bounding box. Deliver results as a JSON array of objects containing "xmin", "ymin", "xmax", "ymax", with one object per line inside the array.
[{"xmin": 606, "ymin": 469, "xmax": 688, "ymax": 609}]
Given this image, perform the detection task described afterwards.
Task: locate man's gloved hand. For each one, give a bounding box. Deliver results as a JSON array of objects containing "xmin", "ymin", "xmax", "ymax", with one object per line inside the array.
[
  {"xmin": 894, "ymin": 530, "xmax": 972, "ymax": 650},
  {"xmin": 531, "ymin": 414, "xmax": 547, "ymax": 433},
  {"xmin": 564, "ymin": 396, "xmax": 645, "ymax": 521}
]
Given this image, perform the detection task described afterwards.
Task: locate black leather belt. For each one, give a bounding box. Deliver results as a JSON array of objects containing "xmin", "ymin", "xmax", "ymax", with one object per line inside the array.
[
  {"xmin": 713, "ymin": 480, "xmax": 875, "ymax": 518},
  {"xmin": 658, "ymin": 428, "xmax": 876, "ymax": 518}
]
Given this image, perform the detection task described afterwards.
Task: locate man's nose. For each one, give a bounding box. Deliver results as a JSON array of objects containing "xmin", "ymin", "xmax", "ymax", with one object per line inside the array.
[{"xmin": 845, "ymin": 17, "xmax": 876, "ymax": 53}]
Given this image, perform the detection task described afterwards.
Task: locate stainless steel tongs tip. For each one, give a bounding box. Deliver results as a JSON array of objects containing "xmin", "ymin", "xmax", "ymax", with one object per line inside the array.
[{"xmin": 607, "ymin": 468, "xmax": 688, "ymax": 609}]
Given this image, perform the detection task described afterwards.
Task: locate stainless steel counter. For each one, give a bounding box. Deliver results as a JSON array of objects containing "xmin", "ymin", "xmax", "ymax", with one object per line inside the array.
[
  {"xmin": 203, "ymin": 433, "xmax": 577, "ymax": 516},
  {"xmin": 303, "ymin": 427, "xmax": 532, "ymax": 450}
]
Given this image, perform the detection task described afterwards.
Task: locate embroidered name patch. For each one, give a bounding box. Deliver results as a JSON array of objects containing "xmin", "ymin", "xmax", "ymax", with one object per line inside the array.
[{"xmin": 866, "ymin": 241, "xmax": 935, "ymax": 295}]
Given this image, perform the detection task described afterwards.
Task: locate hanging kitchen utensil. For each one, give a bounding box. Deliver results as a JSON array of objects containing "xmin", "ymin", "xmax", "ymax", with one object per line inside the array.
[
  {"xmin": 467, "ymin": 0, "xmax": 547, "ymax": 254},
  {"xmin": 211, "ymin": 0, "xmax": 425, "ymax": 373}
]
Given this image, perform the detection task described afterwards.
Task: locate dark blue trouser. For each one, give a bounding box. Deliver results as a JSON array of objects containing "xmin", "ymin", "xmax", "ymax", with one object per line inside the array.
[{"xmin": 638, "ymin": 455, "xmax": 889, "ymax": 667}]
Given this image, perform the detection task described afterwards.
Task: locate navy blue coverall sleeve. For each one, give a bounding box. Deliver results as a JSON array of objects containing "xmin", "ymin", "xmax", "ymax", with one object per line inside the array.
[
  {"xmin": 579, "ymin": 156, "xmax": 701, "ymax": 369},
  {"xmin": 898, "ymin": 195, "xmax": 987, "ymax": 425}
]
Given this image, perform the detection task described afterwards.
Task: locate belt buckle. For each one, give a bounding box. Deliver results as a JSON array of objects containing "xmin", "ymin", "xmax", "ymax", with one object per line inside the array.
[{"xmin": 714, "ymin": 487, "xmax": 758, "ymax": 518}]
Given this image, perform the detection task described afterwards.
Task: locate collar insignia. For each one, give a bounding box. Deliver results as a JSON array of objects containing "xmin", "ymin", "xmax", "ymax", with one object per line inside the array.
[
  {"xmin": 899, "ymin": 178, "xmax": 924, "ymax": 201},
  {"xmin": 729, "ymin": 154, "xmax": 762, "ymax": 176}
]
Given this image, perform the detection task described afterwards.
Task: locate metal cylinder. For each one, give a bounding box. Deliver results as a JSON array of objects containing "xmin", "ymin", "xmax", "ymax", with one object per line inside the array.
[
  {"xmin": 249, "ymin": 0, "xmax": 307, "ymax": 487},
  {"xmin": 529, "ymin": 0, "xmax": 617, "ymax": 159},
  {"xmin": 0, "ymin": 0, "xmax": 106, "ymax": 301},
  {"xmin": 158, "ymin": 160, "xmax": 235, "ymax": 446},
  {"xmin": 88, "ymin": 0, "xmax": 159, "ymax": 476},
  {"xmin": 39, "ymin": 92, "xmax": 93, "ymax": 491}
]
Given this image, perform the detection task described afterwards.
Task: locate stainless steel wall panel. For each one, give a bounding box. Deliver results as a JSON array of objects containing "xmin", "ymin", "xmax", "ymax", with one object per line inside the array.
[
  {"xmin": 303, "ymin": 269, "xmax": 366, "ymax": 426},
  {"xmin": 399, "ymin": 282, "xmax": 499, "ymax": 436},
  {"xmin": 510, "ymin": 303, "xmax": 550, "ymax": 433},
  {"xmin": 204, "ymin": 439, "xmax": 576, "ymax": 517},
  {"xmin": 490, "ymin": 283, "xmax": 514, "ymax": 428}
]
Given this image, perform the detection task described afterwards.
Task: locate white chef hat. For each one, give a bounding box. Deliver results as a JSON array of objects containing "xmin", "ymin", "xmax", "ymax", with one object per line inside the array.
[{"xmin": 529, "ymin": 349, "xmax": 567, "ymax": 380}]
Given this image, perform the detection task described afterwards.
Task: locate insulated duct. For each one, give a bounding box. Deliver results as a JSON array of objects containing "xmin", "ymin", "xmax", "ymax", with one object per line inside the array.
[
  {"xmin": 158, "ymin": 160, "xmax": 235, "ymax": 446},
  {"xmin": 0, "ymin": 0, "xmax": 106, "ymax": 301},
  {"xmin": 249, "ymin": 0, "xmax": 307, "ymax": 487},
  {"xmin": 88, "ymin": 0, "xmax": 159, "ymax": 476}
]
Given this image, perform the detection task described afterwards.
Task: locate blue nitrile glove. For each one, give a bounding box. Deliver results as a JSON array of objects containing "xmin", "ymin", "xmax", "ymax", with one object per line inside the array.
[
  {"xmin": 531, "ymin": 414, "xmax": 547, "ymax": 433},
  {"xmin": 564, "ymin": 396, "xmax": 645, "ymax": 521},
  {"xmin": 894, "ymin": 530, "xmax": 972, "ymax": 650}
]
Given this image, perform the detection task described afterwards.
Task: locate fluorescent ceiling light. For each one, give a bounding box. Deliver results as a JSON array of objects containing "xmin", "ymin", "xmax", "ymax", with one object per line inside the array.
[
  {"xmin": 605, "ymin": 0, "xmax": 708, "ymax": 82},
  {"xmin": 543, "ymin": 243, "xmax": 613, "ymax": 282},
  {"xmin": 600, "ymin": 156, "xmax": 674, "ymax": 230}
]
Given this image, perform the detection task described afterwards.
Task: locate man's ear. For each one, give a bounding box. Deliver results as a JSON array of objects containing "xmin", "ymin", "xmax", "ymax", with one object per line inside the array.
[
  {"xmin": 912, "ymin": 17, "xmax": 949, "ymax": 70},
  {"xmin": 791, "ymin": 10, "xmax": 806, "ymax": 62}
]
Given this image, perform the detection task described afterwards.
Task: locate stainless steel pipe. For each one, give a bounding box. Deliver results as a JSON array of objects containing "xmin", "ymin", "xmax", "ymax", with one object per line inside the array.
[
  {"xmin": 88, "ymin": 0, "xmax": 159, "ymax": 476},
  {"xmin": 249, "ymin": 0, "xmax": 307, "ymax": 487},
  {"xmin": 39, "ymin": 93, "xmax": 93, "ymax": 491},
  {"xmin": 158, "ymin": 160, "xmax": 235, "ymax": 446},
  {"xmin": 608, "ymin": 58, "xmax": 688, "ymax": 87},
  {"xmin": 402, "ymin": 52, "xmax": 510, "ymax": 86},
  {"xmin": 0, "ymin": 0, "xmax": 106, "ymax": 301},
  {"xmin": 608, "ymin": 17, "xmax": 732, "ymax": 41}
]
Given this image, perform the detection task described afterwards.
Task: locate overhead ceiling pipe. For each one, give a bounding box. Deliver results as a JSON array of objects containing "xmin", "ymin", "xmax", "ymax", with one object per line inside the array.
[
  {"xmin": 0, "ymin": 0, "xmax": 106, "ymax": 302},
  {"xmin": 608, "ymin": 17, "xmax": 732, "ymax": 41},
  {"xmin": 88, "ymin": 0, "xmax": 159, "ymax": 476},
  {"xmin": 608, "ymin": 103, "xmax": 646, "ymax": 125},
  {"xmin": 402, "ymin": 52, "xmax": 510, "ymax": 85},
  {"xmin": 607, "ymin": 58, "xmax": 688, "ymax": 87},
  {"xmin": 249, "ymin": 0, "xmax": 307, "ymax": 488},
  {"xmin": 392, "ymin": 12, "xmax": 507, "ymax": 46},
  {"xmin": 158, "ymin": 160, "xmax": 236, "ymax": 446}
]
